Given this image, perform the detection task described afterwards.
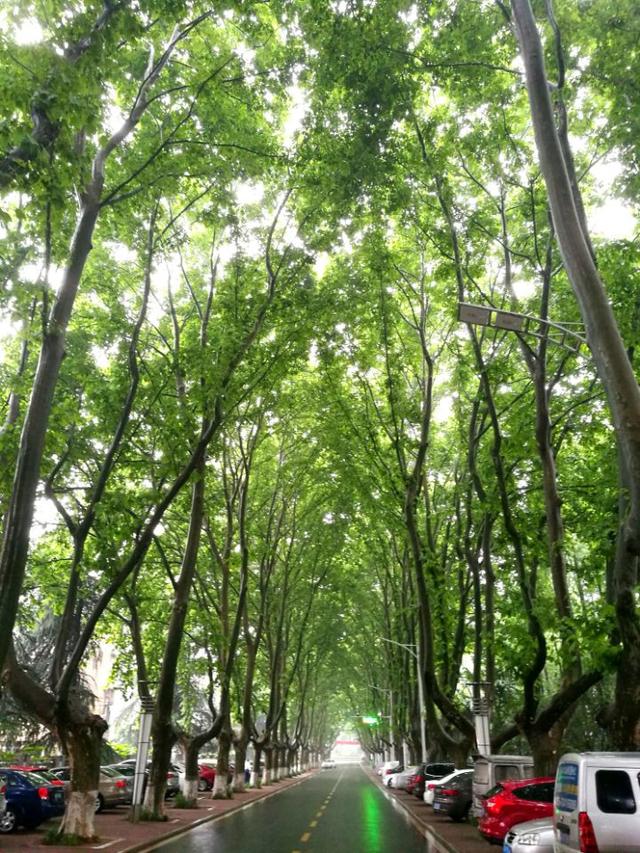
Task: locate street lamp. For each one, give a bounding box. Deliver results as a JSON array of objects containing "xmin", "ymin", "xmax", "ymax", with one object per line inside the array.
[
  {"xmin": 457, "ymin": 302, "xmax": 586, "ymax": 354},
  {"xmin": 379, "ymin": 638, "xmax": 427, "ymax": 764}
]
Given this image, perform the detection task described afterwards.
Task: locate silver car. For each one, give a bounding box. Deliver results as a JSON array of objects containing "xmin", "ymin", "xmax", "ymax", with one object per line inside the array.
[
  {"xmin": 503, "ymin": 818, "xmax": 554, "ymax": 853},
  {"xmin": 389, "ymin": 765, "xmax": 420, "ymax": 790}
]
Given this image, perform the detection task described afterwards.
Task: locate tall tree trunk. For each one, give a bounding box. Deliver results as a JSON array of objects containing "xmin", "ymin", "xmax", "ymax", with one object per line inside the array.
[
  {"xmin": 511, "ymin": 0, "xmax": 640, "ymax": 749},
  {"xmin": 147, "ymin": 461, "xmax": 206, "ymax": 818},
  {"xmin": 212, "ymin": 723, "xmax": 232, "ymax": 799},
  {"xmin": 0, "ymin": 199, "xmax": 100, "ymax": 674}
]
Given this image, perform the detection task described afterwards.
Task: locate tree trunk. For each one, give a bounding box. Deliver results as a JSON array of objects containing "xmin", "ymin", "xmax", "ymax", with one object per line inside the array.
[
  {"xmin": 0, "ymin": 199, "xmax": 100, "ymax": 675},
  {"xmin": 212, "ymin": 726, "xmax": 232, "ymax": 799},
  {"xmin": 523, "ymin": 723, "xmax": 565, "ymax": 778},
  {"xmin": 182, "ymin": 739, "xmax": 201, "ymax": 804},
  {"xmin": 147, "ymin": 463, "xmax": 205, "ymax": 819},
  {"xmin": 57, "ymin": 711, "xmax": 107, "ymax": 839},
  {"xmin": 263, "ymin": 747, "xmax": 273, "ymax": 785},
  {"xmin": 512, "ymin": 0, "xmax": 640, "ymax": 750},
  {"xmin": 250, "ymin": 744, "xmax": 262, "ymax": 788},
  {"xmin": 233, "ymin": 738, "xmax": 247, "ymax": 792}
]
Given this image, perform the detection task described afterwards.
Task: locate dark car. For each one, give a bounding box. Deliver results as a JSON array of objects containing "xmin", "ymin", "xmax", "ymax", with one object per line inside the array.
[
  {"xmin": 0, "ymin": 769, "xmax": 65, "ymax": 833},
  {"xmin": 432, "ymin": 769, "xmax": 473, "ymax": 821},
  {"xmin": 479, "ymin": 777, "xmax": 555, "ymax": 844},
  {"xmin": 413, "ymin": 762, "xmax": 456, "ymax": 799}
]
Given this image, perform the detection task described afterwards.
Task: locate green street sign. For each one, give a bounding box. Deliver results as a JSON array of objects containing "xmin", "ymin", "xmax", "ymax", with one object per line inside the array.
[{"xmin": 361, "ymin": 715, "xmax": 378, "ymax": 725}]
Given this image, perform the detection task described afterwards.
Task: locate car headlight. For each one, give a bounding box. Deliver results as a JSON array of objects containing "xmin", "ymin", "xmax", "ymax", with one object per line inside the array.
[{"xmin": 517, "ymin": 831, "xmax": 540, "ymax": 845}]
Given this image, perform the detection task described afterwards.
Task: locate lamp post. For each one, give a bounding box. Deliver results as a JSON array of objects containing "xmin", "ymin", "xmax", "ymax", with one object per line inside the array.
[
  {"xmin": 131, "ymin": 689, "xmax": 155, "ymax": 820},
  {"xmin": 379, "ymin": 637, "xmax": 427, "ymax": 764}
]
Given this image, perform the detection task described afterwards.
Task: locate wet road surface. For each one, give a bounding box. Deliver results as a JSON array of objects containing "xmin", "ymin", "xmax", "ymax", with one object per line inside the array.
[{"xmin": 150, "ymin": 765, "xmax": 429, "ymax": 853}]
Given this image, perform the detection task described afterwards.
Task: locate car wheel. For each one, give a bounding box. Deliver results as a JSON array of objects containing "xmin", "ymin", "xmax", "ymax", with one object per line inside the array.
[
  {"xmin": 0, "ymin": 808, "xmax": 18, "ymax": 833},
  {"xmin": 95, "ymin": 793, "xmax": 104, "ymax": 813},
  {"xmin": 197, "ymin": 778, "xmax": 208, "ymax": 792}
]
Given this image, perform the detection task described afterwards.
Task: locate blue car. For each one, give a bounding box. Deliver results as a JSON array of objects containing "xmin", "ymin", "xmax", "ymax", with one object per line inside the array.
[{"xmin": 0, "ymin": 769, "xmax": 65, "ymax": 833}]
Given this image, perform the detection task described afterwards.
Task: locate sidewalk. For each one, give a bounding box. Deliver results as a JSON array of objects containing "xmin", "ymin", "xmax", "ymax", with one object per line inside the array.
[
  {"xmin": 0, "ymin": 773, "xmax": 315, "ymax": 853},
  {"xmin": 371, "ymin": 772, "xmax": 488, "ymax": 853}
]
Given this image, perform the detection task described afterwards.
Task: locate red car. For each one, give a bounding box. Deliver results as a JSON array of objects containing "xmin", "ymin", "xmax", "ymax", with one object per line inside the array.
[
  {"xmin": 405, "ymin": 770, "xmax": 420, "ymax": 795},
  {"xmin": 478, "ymin": 776, "xmax": 555, "ymax": 844},
  {"xmin": 198, "ymin": 763, "xmax": 216, "ymax": 791}
]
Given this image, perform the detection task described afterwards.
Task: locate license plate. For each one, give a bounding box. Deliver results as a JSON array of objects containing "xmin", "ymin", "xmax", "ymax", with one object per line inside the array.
[
  {"xmin": 52, "ymin": 791, "xmax": 64, "ymax": 803},
  {"xmin": 433, "ymin": 802, "xmax": 441, "ymax": 811},
  {"xmin": 502, "ymin": 845, "xmax": 511, "ymax": 853}
]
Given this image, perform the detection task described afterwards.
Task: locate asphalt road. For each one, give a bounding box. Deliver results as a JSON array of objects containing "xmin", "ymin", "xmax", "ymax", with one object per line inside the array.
[{"xmin": 150, "ymin": 765, "xmax": 429, "ymax": 853}]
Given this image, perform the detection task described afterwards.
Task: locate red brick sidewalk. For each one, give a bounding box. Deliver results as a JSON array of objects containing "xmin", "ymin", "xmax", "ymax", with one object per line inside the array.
[
  {"xmin": 370, "ymin": 771, "xmax": 489, "ymax": 853},
  {"xmin": 0, "ymin": 773, "xmax": 315, "ymax": 853}
]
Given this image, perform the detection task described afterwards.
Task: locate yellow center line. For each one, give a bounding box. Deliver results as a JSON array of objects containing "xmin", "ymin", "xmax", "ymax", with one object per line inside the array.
[
  {"xmin": 316, "ymin": 810, "xmax": 324, "ymax": 817},
  {"xmin": 300, "ymin": 832, "xmax": 311, "ymax": 843},
  {"xmin": 310, "ymin": 820, "xmax": 318, "ymax": 827}
]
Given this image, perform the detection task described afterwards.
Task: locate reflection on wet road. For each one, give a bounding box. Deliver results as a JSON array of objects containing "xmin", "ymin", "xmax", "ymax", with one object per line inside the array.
[{"xmin": 151, "ymin": 765, "xmax": 428, "ymax": 853}]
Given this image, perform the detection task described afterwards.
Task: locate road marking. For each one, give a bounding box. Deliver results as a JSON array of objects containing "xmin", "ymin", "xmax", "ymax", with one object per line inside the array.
[
  {"xmin": 316, "ymin": 810, "xmax": 323, "ymax": 817},
  {"xmin": 91, "ymin": 840, "xmax": 124, "ymax": 850},
  {"xmin": 300, "ymin": 831, "xmax": 311, "ymax": 842},
  {"xmin": 138, "ymin": 772, "xmax": 314, "ymax": 852},
  {"xmin": 310, "ymin": 820, "xmax": 317, "ymax": 827}
]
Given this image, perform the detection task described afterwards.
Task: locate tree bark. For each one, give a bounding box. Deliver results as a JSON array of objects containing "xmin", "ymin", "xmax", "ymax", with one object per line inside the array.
[
  {"xmin": 212, "ymin": 724, "xmax": 232, "ymax": 798},
  {"xmin": 511, "ymin": 0, "xmax": 640, "ymax": 751}
]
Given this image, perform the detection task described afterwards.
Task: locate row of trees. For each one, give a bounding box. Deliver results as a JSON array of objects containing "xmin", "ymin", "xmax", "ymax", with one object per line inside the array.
[{"xmin": 1, "ymin": 0, "xmax": 640, "ymax": 841}]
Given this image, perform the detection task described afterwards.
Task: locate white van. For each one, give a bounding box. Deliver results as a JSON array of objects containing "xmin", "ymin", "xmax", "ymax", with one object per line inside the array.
[
  {"xmin": 472, "ymin": 754, "xmax": 534, "ymax": 816},
  {"xmin": 554, "ymin": 752, "xmax": 640, "ymax": 852}
]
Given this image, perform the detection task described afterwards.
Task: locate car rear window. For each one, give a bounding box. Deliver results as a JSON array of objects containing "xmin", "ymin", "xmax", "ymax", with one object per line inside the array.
[
  {"xmin": 513, "ymin": 782, "xmax": 554, "ymax": 802},
  {"xmin": 596, "ymin": 770, "xmax": 636, "ymax": 814},
  {"xmin": 485, "ymin": 783, "xmax": 504, "ymax": 798},
  {"xmin": 425, "ymin": 763, "xmax": 454, "ymax": 777},
  {"xmin": 22, "ymin": 771, "xmax": 50, "ymax": 786},
  {"xmin": 495, "ymin": 764, "xmax": 522, "ymax": 782}
]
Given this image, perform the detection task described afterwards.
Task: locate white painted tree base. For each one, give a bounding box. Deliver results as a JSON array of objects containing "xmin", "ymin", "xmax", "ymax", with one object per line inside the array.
[
  {"xmin": 182, "ymin": 779, "xmax": 198, "ymax": 802},
  {"xmin": 59, "ymin": 790, "xmax": 97, "ymax": 839}
]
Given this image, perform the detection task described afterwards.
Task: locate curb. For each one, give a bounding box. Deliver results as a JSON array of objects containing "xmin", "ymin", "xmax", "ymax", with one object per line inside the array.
[
  {"xmin": 122, "ymin": 773, "xmax": 314, "ymax": 853},
  {"xmin": 366, "ymin": 770, "xmax": 460, "ymax": 853}
]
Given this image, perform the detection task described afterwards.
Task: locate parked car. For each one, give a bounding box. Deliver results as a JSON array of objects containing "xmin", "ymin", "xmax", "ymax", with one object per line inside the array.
[
  {"xmin": 554, "ymin": 752, "xmax": 640, "ymax": 852},
  {"xmin": 389, "ymin": 765, "xmax": 420, "ymax": 790},
  {"xmin": 321, "ymin": 758, "xmax": 336, "ymax": 770},
  {"xmin": 198, "ymin": 763, "xmax": 217, "ymax": 791},
  {"xmin": 431, "ymin": 769, "xmax": 473, "ymax": 821},
  {"xmin": 102, "ymin": 766, "xmax": 133, "ymax": 803},
  {"xmin": 52, "ymin": 767, "xmax": 129, "ymax": 812},
  {"xmin": 478, "ymin": 776, "xmax": 555, "ymax": 844},
  {"xmin": 424, "ymin": 768, "xmax": 464, "ymax": 805},
  {"xmin": 8, "ymin": 766, "xmax": 68, "ymax": 799},
  {"xmin": 0, "ymin": 775, "xmax": 6, "ymax": 819},
  {"xmin": 377, "ymin": 760, "xmax": 397, "ymax": 776},
  {"xmin": 405, "ymin": 768, "xmax": 421, "ymax": 795},
  {"xmin": 0, "ymin": 769, "xmax": 65, "ymax": 833},
  {"xmin": 472, "ymin": 754, "xmax": 535, "ymax": 817},
  {"xmin": 412, "ymin": 762, "xmax": 456, "ymax": 799},
  {"xmin": 503, "ymin": 818, "xmax": 554, "ymax": 853},
  {"xmin": 383, "ymin": 764, "xmax": 404, "ymax": 787}
]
